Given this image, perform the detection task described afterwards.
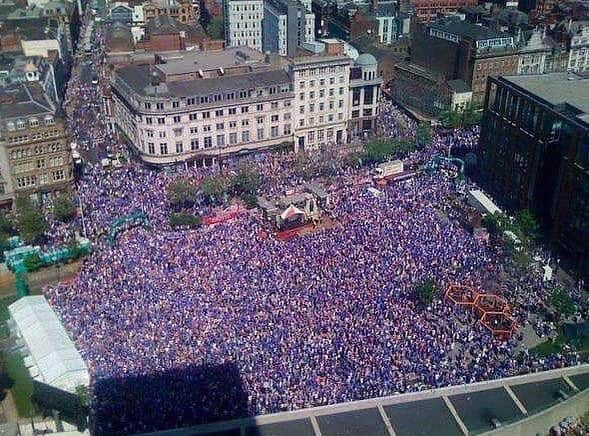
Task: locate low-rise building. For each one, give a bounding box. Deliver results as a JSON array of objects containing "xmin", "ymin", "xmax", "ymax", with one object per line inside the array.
[
  {"xmin": 0, "ymin": 82, "xmax": 73, "ymax": 206},
  {"xmin": 348, "ymin": 53, "xmax": 382, "ymax": 138},
  {"xmin": 262, "ymin": 0, "xmax": 315, "ymax": 56}
]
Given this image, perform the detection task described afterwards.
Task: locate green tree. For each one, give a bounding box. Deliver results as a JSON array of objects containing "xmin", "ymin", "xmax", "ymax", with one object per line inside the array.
[
  {"xmin": 207, "ymin": 16, "xmax": 224, "ymax": 39},
  {"xmin": 415, "ymin": 122, "xmax": 432, "ymax": 148},
  {"xmin": 23, "ymin": 253, "xmax": 44, "ymax": 272},
  {"xmin": 515, "ymin": 209, "xmax": 540, "ymax": 241},
  {"xmin": 169, "ymin": 212, "xmax": 202, "ymax": 229},
  {"xmin": 415, "ymin": 279, "xmax": 438, "ymax": 306},
  {"xmin": 200, "ymin": 175, "xmax": 228, "ymax": 205},
  {"xmin": 75, "ymin": 385, "xmax": 89, "ymax": 407},
  {"xmin": 231, "ymin": 167, "xmax": 261, "ymax": 195},
  {"xmin": 15, "ymin": 198, "xmax": 46, "ymax": 244},
  {"xmin": 53, "ymin": 194, "xmax": 76, "ymax": 222},
  {"xmin": 551, "ymin": 287, "xmax": 575, "ymax": 318},
  {"xmin": 67, "ymin": 240, "xmax": 84, "ymax": 260},
  {"xmin": 166, "ymin": 178, "xmax": 198, "ymax": 210}
]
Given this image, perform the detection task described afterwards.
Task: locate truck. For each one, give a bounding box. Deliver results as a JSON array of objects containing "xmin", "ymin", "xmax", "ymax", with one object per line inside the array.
[{"xmin": 373, "ymin": 160, "xmax": 404, "ymax": 180}]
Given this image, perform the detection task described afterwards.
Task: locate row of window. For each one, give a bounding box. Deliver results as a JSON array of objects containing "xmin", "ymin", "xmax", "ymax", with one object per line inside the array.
[
  {"xmin": 298, "ymin": 113, "xmax": 344, "ymax": 127},
  {"xmin": 296, "ymin": 65, "xmax": 346, "ymax": 77},
  {"xmin": 6, "ymin": 129, "xmax": 62, "ymax": 145},
  {"xmin": 144, "ymin": 106, "xmax": 291, "ymax": 126},
  {"xmin": 306, "ymin": 127, "xmax": 336, "ymax": 143},
  {"xmin": 143, "ymin": 125, "xmax": 291, "ymax": 155},
  {"xmin": 298, "ymin": 100, "xmax": 344, "ymax": 114},
  {"xmin": 13, "ymin": 156, "xmax": 66, "ymax": 174},
  {"xmin": 298, "ymin": 88, "xmax": 344, "ymax": 101},
  {"xmin": 10, "ymin": 142, "xmax": 65, "ymax": 160},
  {"xmin": 16, "ymin": 170, "xmax": 67, "ymax": 188},
  {"xmin": 145, "ymin": 114, "xmax": 291, "ymax": 138},
  {"xmin": 142, "ymin": 87, "xmax": 291, "ymax": 111},
  {"xmin": 6, "ymin": 116, "xmax": 54, "ymax": 131},
  {"xmin": 298, "ymin": 76, "xmax": 344, "ymax": 88}
]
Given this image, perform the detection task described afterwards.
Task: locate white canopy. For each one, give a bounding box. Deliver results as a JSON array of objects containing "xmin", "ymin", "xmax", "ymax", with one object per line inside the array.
[{"xmin": 8, "ymin": 296, "xmax": 89, "ymax": 393}]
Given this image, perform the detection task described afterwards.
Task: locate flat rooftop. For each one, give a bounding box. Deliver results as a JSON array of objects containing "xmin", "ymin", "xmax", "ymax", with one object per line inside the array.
[
  {"xmin": 155, "ymin": 47, "xmax": 267, "ymax": 76},
  {"xmin": 502, "ymin": 73, "xmax": 589, "ymax": 124},
  {"xmin": 140, "ymin": 364, "xmax": 589, "ymax": 436}
]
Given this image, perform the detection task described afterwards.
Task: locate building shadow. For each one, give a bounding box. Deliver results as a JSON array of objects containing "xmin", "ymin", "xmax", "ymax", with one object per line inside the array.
[{"xmin": 92, "ymin": 362, "xmax": 250, "ymax": 435}]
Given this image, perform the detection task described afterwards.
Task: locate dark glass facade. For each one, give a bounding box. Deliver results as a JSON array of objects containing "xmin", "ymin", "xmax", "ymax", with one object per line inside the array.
[{"xmin": 479, "ymin": 76, "xmax": 589, "ymax": 278}]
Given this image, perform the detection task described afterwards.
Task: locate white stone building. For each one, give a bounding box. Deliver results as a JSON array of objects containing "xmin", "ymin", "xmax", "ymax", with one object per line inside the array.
[
  {"xmin": 348, "ymin": 53, "xmax": 382, "ymax": 139},
  {"xmin": 224, "ymin": 0, "xmax": 264, "ymax": 51},
  {"xmin": 568, "ymin": 22, "xmax": 589, "ymax": 72},
  {"xmin": 517, "ymin": 28, "xmax": 552, "ymax": 75},
  {"xmin": 289, "ymin": 52, "xmax": 352, "ymax": 150}
]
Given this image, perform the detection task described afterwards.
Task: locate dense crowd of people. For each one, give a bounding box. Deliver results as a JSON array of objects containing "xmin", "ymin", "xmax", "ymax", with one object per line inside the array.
[{"xmin": 43, "ymin": 13, "xmax": 587, "ymax": 435}]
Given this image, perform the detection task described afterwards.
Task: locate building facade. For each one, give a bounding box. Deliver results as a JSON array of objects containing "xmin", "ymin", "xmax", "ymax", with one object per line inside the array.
[
  {"xmin": 289, "ymin": 53, "xmax": 351, "ymax": 151},
  {"xmin": 479, "ymin": 74, "xmax": 589, "ymax": 277},
  {"xmin": 517, "ymin": 28, "xmax": 552, "ymax": 75},
  {"xmin": 111, "ymin": 48, "xmax": 294, "ymax": 166},
  {"xmin": 224, "ymin": 0, "xmax": 264, "ymax": 51},
  {"xmin": 568, "ymin": 23, "xmax": 589, "ymax": 72},
  {"xmin": 410, "ymin": 0, "xmax": 478, "ymax": 22},
  {"xmin": 142, "ymin": 0, "xmax": 199, "ymax": 25},
  {"xmin": 111, "ymin": 46, "xmax": 378, "ymax": 161},
  {"xmin": 262, "ymin": 0, "xmax": 315, "ymax": 56},
  {"xmin": 412, "ymin": 18, "xmax": 518, "ymax": 102},
  {"xmin": 0, "ymin": 83, "xmax": 73, "ymax": 206},
  {"xmin": 348, "ymin": 53, "xmax": 382, "ymax": 138}
]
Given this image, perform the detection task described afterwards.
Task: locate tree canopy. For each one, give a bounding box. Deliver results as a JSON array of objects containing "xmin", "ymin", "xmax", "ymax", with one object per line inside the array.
[
  {"xmin": 415, "ymin": 122, "xmax": 432, "ymax": 148},
  {"xmin": 230, "ymin": 167, "xmax": 261, "ymax": 196},
  {"xmin": 200, "ymin": 175, "xmax": 229, "ymax": 205},
  {"xmin": 207, "ymin": 16, "xmax": 224, "ymax": 39},
  {"xmin": 53, "ymin": 194, "xmax": 76, "ymax": 222},
  {"xmin": 15, "ymin": 197, "xmax": 46, "ymax": 244},
  {"xmin": 415, "ymin": 279, "xmax": 438, "ymax": 306},
  {"xmin": 166, "ymin": 178, "xmax": 198, "ymax": 210}
]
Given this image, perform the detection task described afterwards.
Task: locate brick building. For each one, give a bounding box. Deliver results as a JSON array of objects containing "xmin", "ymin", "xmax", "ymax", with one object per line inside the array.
[
  {"xmin": 410, "ymin": 0, "xmax": 478, "ymax": 22},
  {"xmin": 142, "ymin": 0, "xmax": 199, "ymax": 25},
  {"xmin": 412, "ymin": 17, "xmax": 518, "ymax": 102}
]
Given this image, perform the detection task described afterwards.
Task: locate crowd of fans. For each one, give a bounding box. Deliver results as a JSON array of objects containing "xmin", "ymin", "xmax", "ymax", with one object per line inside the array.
[{"xmin": 41, "ymin": 14, "xmax": 587, "ymax": 435}]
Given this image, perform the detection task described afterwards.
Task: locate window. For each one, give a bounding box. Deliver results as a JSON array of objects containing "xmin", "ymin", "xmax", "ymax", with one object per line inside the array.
[
  {"xmin": 173, "ymin": 116, "xmax": 181, "ymax": 123},
  {"xmin": 146, "ymin": 130, "xmax": 154, "ymax": 138},
  {"xmin": 159, "ymin": 131, "xmax": 166, "ymax": 138},
  {"xmin": 187, "ymin": 98, "xmax": 196, "ymax": 106},
  {"xmin": 299, "ymin": 93, "xmax": 304, "ymax": 101},
  {"xmin": 319, "ymin": 89, "xmax": 325, "ymax": 98},
  {"xmin": 363, "ymin": 108, "xmax": 372, "ymax": 117},
  {"xmin": 156, "ymin": 103, "xmax": 164, "ymax": 110},
  {"xmin": 204, "ymin": 136, "xmax": 212, "ymax": 148},
  {"xmin": 271, "ymin": 102, "xmax": 278, "ymax": 109},
  {"xmin": 157, "ymin": 117, "xmax": 165, "ymax": 125},
  {"xmin": 148, "ymin": 142, "xmax": 155, "ymax": 154},
  {"xmin": 44, "ymin": 117, "xmax": 54, "ymax": 126},
  {"xmin": 338, "ymin": 99, "xmax": 344, "ymax": 108},
  {"xmin": 146, "ymin": 117, "xmax": 153, "ymax": 124},
  {"xmin": 283, "ymin": 113, "xmax": 291, "ymax": 120},
  {"xmin": 319, "ymin": 103, "xmax": 324, "ymax": 111},
  {"xmin": 299, "ymin": 106, "xmax": 305, "ymax": 114},
  {"xmin": 202, "ymin": 111, "xmax": 210, "ymax": 119},
  {"xmin": 189, "ymin": 113, "xmax": 197, "ymax": 121},
  {"xmin": 339, "ymin": 87, "xmax": 344, "ymax": 95},
  {"xmin": 309, "ymin": 91, "xmax": 315, "ymax": 99},
  {"xmin": 172, "ymin": 101, "xmax": 180, "ymax": 108},
  {"xmin": 271, "ymin": 115, "xmax": 279, "ymax": 122},
  {"xmin": 329, "ymin": 77, "xmax": 335, "ymax": 85},
  {"xmin": 257, "ymin": 104, "xmax": 264, "ymax": 111},
  {"xmin": 229, "ymin": 132, "xmax": 237, "ymax": 144},
  {"xmin": 241, "ymin": 106, "xmax": 249, "ymax": 113},
  {"xmin": 229, "ymin": 107, "xmax": 237, "ymax": 115},
  {"xmin": 284, "ymin": 101, "xmax": 291, "ymax": 107},
  {"xmin": 309, "ymin": 103, "xmax": 315, "ymax": 112},
  {"xmin": 329, "ymin": 101, "xmax": 334, "ymax": 110},
  {"xmin": 284, "ymin": 124, "xmax": 291, "ymax": 135},
  {"xmin": 242, "ymin": 131, "xmax": 250, "ymax": 142},
  {"xmin": 203, "ymin": 125, "xmax": 211, "ymax": 132},
  {"xmin": 229, "ymin": 121, "xmax": 237, "ymax": 128},
  {"xmin": 318, "ymin": 129, "xmax": 324, "ymax": 142},
  {"xmin": 257, "ymin": 128, "xmax": 264, "ymax": 140},
  {"xmin": 216, "ymin": 123, "xmax": 224, "ymax": 130},
  {"xmin": 191, "ymin": 138, "xmax": 199, "ymax": 150},
  {"xmin": 271, "ymin": 126, "xmax": 278, "ymax": 137},
  {"xmin": 329, "ymin": 88, "xmax": 334, "ymax": 97},
  {"xmin": 299, "ymin": 119, "xmax": 304, "ymax": 127},
  {"xmin": 216, "ymin": 134, "xmax": 225, "ymax": 147},
  {"xmin": 215, "ymin": 109, "xmax": 224, "ymax": 117},
  {"xmin": 328, "ymin": 114, "xmax": 334, "ymax": 122},
  {"xmin": 307, "ymin": 130, "xmax": 315, "ymax": 142},
  {"xmin": 176, "ymin": 141, "xmax": 183, "ymax": 153},
  {"xmin": 160, "ymin": 143, "xmax": 168, "ymax": 154},
  {"xmin": 145, "ymin": 102, "xmax": 152, "ymax": 109}
]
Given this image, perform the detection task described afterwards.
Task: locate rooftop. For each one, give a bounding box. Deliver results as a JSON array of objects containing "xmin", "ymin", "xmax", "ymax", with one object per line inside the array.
[
  {"xmin": 503, "ymin": 73, "xmax": 589, "ymax": 125},
  {"xmin": 0, "ymin": 82, "xmax": 54, "ymax": 123},
  {"xmin": 154, "ymin": 47, "xmax": 266, "ymax": 76},
  {"xmin": 139, "ymin": 364, "xmax": 589, "ymax": 436},
  {"xmin": 430, "ymin": 17, "xmax": 511, "ymax": 41},
  {"xmin": 116, "ymin": 64, "xmax": 291, "ymax": 98}
]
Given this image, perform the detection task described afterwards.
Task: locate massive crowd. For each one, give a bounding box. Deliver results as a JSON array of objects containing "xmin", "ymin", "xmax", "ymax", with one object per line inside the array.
[{"xmin": 43, "ymin": 15, "xmax": 586, "ymax": 435}]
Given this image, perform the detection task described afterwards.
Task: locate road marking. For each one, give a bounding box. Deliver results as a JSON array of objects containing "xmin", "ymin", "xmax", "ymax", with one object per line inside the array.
[
  {"xmin": 443, "ymin": 396, "xmax": 469, "ymax": 436},
  {"xmin": 504, "ymin": 385, "xmax": 527, "ymax": 415},
  {"xmin": 377, "ymin": 403, "xmax": 397, "ymax": 436}
]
